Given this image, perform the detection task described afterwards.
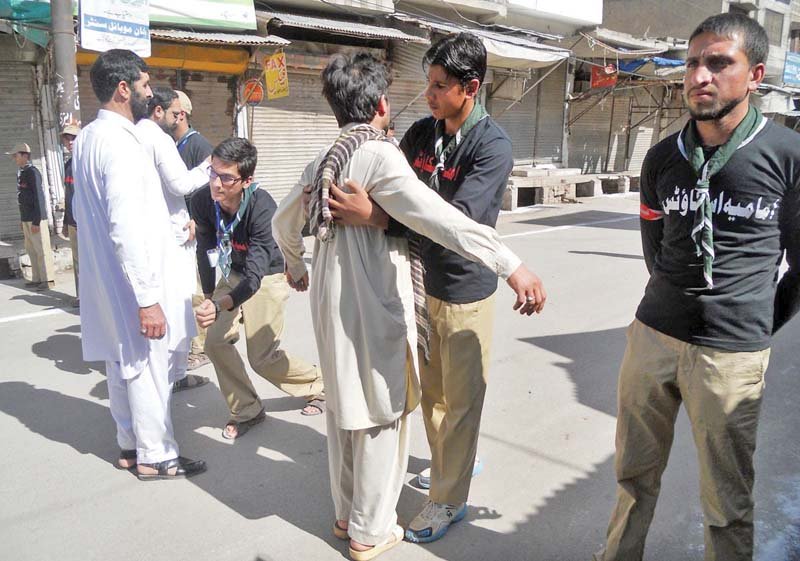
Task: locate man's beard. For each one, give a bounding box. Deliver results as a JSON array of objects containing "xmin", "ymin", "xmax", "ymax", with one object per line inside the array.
[
  {"xmin": 130, "ymin": 89, "xmax": 149, "ymax": 123},
  {"xmin": 687, "ymin": 91, "xmax": 748, "ymax": 122},
  {"xmin": 157, "ymin": 120, "xmax": 176, "ymax": 135}
]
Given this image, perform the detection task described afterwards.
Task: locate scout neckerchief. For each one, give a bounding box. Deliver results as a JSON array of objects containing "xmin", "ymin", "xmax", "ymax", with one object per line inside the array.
[
  {"xmin": 428, "ymin": 100, "xmax": 488, "ymax": 192},
  {"xmin": 176, "ymin": 129, "xmax": 198, "ymax": 154},
  {"xmin": 680, "ymin": 104, "xmax": 764, "ymax": 289},
  {"xmin": 215, "ymin": 183, "xmax": 258, "ymax": 281}
]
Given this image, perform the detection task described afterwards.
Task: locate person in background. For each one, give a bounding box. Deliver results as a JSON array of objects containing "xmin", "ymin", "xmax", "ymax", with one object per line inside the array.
[
  {"xmin": 172, "ymin": 89, "xmax": 215, "ymax": 372},
  {"xmin": 7, "ymin": 141, "xmax": 55, "ymax": 291},
  {"xmin": 61, "ymin": 123, "xmax": 80, "ymax": 307}
]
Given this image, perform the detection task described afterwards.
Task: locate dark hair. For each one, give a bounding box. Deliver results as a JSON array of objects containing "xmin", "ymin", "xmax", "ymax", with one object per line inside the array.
[
  {"xmin": 212, "ymin": 137, "xmax": 258, "ymax": 179},
  {"xmin": 148, "ymin": 86, "xmax": 178, "ymax": 116},
  {"xmin": 689, "ymin": 12, "xmax": 768, "ymax": 66},
  {"xmin": 321, "ymin": 53, "xmax": 392, "ymax": 127},
  {"xmin": 423, "ymin": 32, "xmax": 487, "ymax": 86},
  {"xmin": 89, "ymin": 49, "xmax": 149, "ymax": 103}
]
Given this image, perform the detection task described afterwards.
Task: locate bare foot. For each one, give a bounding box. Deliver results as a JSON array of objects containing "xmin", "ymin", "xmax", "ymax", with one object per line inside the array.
[
  {"xmin": 136, "ymin": 463, "xmax": 180, "ymax": 476},
  {"xmin": 336, "ymin": 520, "xmax": 349, "ymax": 531},
  {"xmin": 117, "ymin": 457, "xmax": 136, "ymax": 469}
]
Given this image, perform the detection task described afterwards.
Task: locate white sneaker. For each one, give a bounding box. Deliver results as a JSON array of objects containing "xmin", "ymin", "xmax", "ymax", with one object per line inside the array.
[
  {"xmin": 417, "ymin": 457, "xmax": 483, "ymax": 489},
  {"xmin": 405, "ymin": 500, "xmax": 467, "ymax": 543}
]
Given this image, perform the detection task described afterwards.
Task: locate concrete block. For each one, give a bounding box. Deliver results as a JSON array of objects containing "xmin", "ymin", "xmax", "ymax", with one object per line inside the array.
[
  {"xmin": 510, "ymin": 168, "xmax": 551, "ymax": 178},
  {"xmin": 546, "ymin": 168, "xmax": 583, "ymax": 177},
  {"xmin": 600, "ymin": 176, "xmax": 630, "ymax": 194},
  {"xmin": 575, "ymin": 178, "xmax": 602, "ymax": 198},
  {"xmin": 502, "ymin": 185, "xmax": 518, "ymax": 211}
]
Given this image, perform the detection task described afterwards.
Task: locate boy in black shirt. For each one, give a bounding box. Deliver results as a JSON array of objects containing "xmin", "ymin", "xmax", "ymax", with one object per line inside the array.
[
  {"xmin": 193, "ymin": 138, "xmax": 324, "ymax": 440},
  {"xmin": 594, "ymin": 14, "xmax": 800, "ymax": 561}
]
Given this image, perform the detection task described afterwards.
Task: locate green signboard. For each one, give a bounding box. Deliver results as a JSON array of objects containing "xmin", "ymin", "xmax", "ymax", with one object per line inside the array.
[{"xmin": 150, "ymin": 0, "xmax": 256, "ymax": 31}]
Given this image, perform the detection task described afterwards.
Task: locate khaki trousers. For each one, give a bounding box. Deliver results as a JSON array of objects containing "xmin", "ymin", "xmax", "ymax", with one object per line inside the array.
[
  {"xmin": 599, "ymin": 319, "xmax": 770, "ymax": 561},
  {"xmin": 22, "ymin": 221, "xmax": 55, "ymax": 284},
  {"xmin": 327, "ymin": 407, "xmax": 410, "ymax": 546},
  {"xmin": 421, "ymin": 293, "xmax": 495, "ymax": 506},
  {"xmin": 68, "ymin": 225, "xmax": 79, "ymax": 294},
  {"xmin": 191, "ymin": 268, "xmax": 207, "ymax": 355},
  {"xmin": 205, "ymin": 271, "xmax": 324, "ymax": 422}
]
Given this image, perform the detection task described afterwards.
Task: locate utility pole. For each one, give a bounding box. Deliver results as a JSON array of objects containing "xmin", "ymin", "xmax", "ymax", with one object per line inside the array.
[{"xmin": 51, "ymin": 0, "xmax": 80, "ymax": 129}]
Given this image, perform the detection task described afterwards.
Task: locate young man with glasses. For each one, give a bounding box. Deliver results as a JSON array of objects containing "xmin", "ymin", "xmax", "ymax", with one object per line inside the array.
[{"xmin": 192, "ymin": 137, "xmax": 325, "ymax": 440}]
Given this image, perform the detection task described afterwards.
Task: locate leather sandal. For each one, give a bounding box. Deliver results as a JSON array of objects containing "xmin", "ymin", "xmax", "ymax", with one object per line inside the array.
[
  {"xmin": 136, "ymin": 456, "xmax": 207, "ymax": 481},
  {"xmin": 115, "ymin": 449, "xmax": 137, "ymax": 471},
  {"xmin": 222, "ymin": 409, "xmax": 267, "ymax": 440}
]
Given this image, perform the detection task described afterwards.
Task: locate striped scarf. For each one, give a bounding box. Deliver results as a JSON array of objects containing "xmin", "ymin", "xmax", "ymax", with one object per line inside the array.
[{"xmin": 308, "ymin": 124, "xmax": 432, "ymax": 361}]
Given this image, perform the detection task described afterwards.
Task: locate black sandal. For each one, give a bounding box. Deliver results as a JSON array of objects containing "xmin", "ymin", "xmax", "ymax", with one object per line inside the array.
[
  {"xmin": 136, "ymin": 456, "xmax": 207, "ymax": 481},
  {"xmin": 115, "ymin": 449, "xmax": 137, "ymax": 471},
  {"xmin": 222, "ymin": 409, "xmax": 267, "ymax": 440}
]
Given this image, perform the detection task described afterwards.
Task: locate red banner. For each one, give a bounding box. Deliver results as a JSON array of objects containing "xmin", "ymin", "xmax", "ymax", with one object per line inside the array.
[{"xmin": 591, "ymin": 64, "xmax": 618, "ymax": 89}]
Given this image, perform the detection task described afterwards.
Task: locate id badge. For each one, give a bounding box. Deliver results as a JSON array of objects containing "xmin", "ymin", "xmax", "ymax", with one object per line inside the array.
[{"xmin": 207, "ymin": 248, "xmax": 220, "ymax": 268}]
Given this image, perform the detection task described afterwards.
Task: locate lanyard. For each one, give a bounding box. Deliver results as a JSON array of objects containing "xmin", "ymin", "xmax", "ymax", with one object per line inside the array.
[{"xmin": 176, "ymin": 129, "xmax": 198, "ymax": 153}]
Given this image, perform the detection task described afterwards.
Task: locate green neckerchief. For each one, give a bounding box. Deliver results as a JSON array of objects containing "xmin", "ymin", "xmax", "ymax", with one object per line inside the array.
[
  {"xmin": 429, "ymin": 100, "xmax": 489, "ymax": 191},
  {"xmin": 681, "ymin": 105, "xmax": 763, "ymax": 289}
]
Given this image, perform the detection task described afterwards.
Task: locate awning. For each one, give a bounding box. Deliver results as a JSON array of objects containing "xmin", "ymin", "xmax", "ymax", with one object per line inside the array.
[
  {"xmin": 390, "ymin": 13, "xmax": 570, "ymax": 69},
  {"xmin": 572, "ymin": 28, "xmax": 687, "ymax": 61},
  {"xmin": 150, "ymin": 29, "xmax": 290, "ymax": 46},
  {"xmin": 257, "ymin": 11, "xmax": 428, "ymax": 43}
]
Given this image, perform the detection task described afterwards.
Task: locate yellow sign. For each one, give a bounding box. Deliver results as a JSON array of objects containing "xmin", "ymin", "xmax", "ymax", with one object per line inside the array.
[{"xmin": 264, "ymin": 51, "xmax": 289, "ymax": 100}]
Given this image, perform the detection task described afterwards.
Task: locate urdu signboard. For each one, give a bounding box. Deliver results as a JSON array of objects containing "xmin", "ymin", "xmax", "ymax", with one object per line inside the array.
[{"xmin": 782, "ymin": 51, "xmax": 800, "ymax": 87}]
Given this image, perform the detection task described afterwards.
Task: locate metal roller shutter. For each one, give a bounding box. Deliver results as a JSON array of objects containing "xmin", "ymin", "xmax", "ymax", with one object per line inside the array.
[
  {"xmin": 568, "ymin": 93, "xmax": 627, "ymax": 173},
  {"xmin": 0, "ymin": 62, "xmax": 42, "ymax": 239},
  {"xmin": 626, "ymin": 89, "xmax": 656, "ymax": 174},
  {"xmin": 180, "ymin": 72, "xmax": 236, "ymax": 146},
  {"xmin": 78, "ymin": 66, "xmax": 101, "ymax": 125},
  {"xmin": 488, "ymin": 71, "xmax": 537, "ymax": 162},
  {"xmin": 534, "ymin": 64, "xmax": 567, "ymax": 163},
  {"xmin": 249, "ymin": 71, "xmax": 340, "ymax": 202},
  {"xmin": 389, "ymin": 43, "xmax": 430, "ymax": 139}
]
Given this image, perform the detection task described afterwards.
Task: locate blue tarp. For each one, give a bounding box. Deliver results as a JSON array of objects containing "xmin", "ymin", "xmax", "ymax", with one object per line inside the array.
[{"xmin": 619, "ymin": 56, "xmax": 684, "ymax": 74}]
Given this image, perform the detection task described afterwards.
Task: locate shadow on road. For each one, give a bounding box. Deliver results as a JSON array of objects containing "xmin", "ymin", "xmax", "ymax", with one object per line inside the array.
[{"xmin": 517, "ymin": 210, "xmax": 639, "ymax": 232}]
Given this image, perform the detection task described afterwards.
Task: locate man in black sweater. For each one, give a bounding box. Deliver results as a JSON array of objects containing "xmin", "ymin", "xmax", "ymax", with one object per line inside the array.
[
  {"xmin": 594, "ymin": 14, "xmax": 800, "ymax": 561},
  {"xmin": 7, "ymin": 142, "xmax": 55, "ymax": 290},
  {"xmin": 193, "ymin": 138, "xmax": 324, "ymax": 440}
]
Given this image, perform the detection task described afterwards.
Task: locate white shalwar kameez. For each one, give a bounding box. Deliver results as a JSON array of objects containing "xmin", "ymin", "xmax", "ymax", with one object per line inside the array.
[
  {"xmin": 73, "ymin": 110, "xmax": 182, "ymax": 463},
  {"xmin": 136, "ymin": 118, "xmax": 210, "ymax": 382},
  {"xmin": 272, "ymin": 127, "xmax": 521, "ymax": 544}
]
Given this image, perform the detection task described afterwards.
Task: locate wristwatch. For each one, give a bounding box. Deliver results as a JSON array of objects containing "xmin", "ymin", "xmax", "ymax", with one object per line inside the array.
[{"xmin": 213, "ymin": 300, "xmax": 221, "ymax": 321}]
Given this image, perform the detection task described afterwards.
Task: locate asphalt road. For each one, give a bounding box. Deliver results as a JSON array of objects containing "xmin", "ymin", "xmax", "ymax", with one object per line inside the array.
[{"xmin": 1, "ymin": 194, "xmax": 798, "ymax": 561}]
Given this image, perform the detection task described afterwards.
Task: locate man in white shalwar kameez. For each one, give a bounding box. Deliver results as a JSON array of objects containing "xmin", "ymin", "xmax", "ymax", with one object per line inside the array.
[
  {"xmin": 136, "ymin": 86, "xmax": 212, "ymax": 392},
  {"xmin": 272, "ymin": 52, "xmax": 545, "ymax": 560},
  {"xmin": 73, "ymin": 49, "xmax": 206, "ymax": 481}
]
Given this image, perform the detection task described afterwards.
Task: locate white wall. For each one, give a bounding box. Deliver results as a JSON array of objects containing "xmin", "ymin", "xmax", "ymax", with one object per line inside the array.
[{"xmin": 507, "ymin": 0, "xmax": 603, "ymax": 27}]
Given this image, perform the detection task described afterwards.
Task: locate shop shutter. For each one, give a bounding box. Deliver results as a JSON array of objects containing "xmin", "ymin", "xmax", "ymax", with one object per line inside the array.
[
  {"xmin": 0, "ymin": 62, "xmax": 42, "ymax": 239},
  {"xmin": 78, "ymin": 66, "xmax": 101, "ymax": 125},
  {"xmin": 533, "ymin": 64, "xmax": 567, "ymax": 163},
  {"xmin": 488, "ymin": 72, "xmax": 537, "ymax": 162},
  {"xmin": 567, "ymin": 93, "xmax": 627, "ymax": 173},
  {"xmin": 249, "ymin": 71, "xmax": 340, "ymax": 202},
  {"xmin": 180, "ymin": 72, "xmax": 236, "ymax": 146},
  {"xmin": 388, "ymin": 43, "xmax": 430, "ymax": 139},
  {"xmin": 625, "ymin": 89, "xmax": 657, "ymax": 174}
]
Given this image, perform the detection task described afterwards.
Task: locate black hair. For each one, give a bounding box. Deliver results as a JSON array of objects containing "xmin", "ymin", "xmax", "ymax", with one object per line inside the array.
[
  {"xmin": 212, "ymin": 137, "xmax": 258, "ymax": 179},
  {"xmin": 321, "ymin": 52, "xmax": 392, "ymax": 127},
  {"xmin": 89, "ymin": 49, "xmax": 149, "ymax": 103},
  {"xmin": 689, "ymin": 12, "xmax": 769, "ymax": 66},
  {"xmin": 423, "ymin": 32, "xmax": 487, "ymax": 86},
  {"xmin": 148, "ymin": 86, "xmax": 178, "ymax": 116}
]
